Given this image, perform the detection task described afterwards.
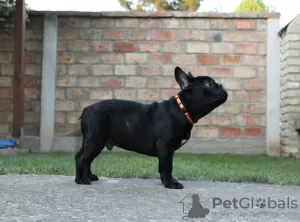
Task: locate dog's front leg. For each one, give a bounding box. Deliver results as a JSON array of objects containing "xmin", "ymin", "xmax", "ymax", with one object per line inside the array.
[{"xmin": 157, "ymin": 143, "xmax": 183, "ymax": 189}]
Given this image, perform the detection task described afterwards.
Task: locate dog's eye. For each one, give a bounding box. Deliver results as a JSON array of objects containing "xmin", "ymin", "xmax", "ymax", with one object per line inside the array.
[{"xmin": 206, "ymin": 82, "xmax": 213, "ymax": 87}]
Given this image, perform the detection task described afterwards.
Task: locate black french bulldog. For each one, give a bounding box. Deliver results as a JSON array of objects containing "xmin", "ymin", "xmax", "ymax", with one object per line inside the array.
[{"xmin": 75, "ymin": 66, "xmax": 228, "ymax": 189}]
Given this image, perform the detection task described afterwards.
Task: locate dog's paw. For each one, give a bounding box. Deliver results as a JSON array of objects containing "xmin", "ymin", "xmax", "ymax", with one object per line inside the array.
[
  {"xmin": 75, "ymin": 178, "xmax": 92, "ymax": 185},
  {"xmin": 90, "ymin": 174, "xmax": 99, "ymax": 181},
  {"xmin": 165, "ymin": 181, "xmax": 184, "ymax": 189}
]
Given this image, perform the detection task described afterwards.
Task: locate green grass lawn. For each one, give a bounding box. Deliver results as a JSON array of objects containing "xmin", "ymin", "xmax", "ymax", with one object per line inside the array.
[{"xmin": 0, "ymin": 152, "xmax": 300, "ymax": 186}]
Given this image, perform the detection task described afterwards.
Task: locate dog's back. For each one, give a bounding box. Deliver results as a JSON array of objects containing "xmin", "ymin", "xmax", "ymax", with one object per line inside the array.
[{"xmin": 80, "ymin": 99, "xmax": 164, "ymax": 156}]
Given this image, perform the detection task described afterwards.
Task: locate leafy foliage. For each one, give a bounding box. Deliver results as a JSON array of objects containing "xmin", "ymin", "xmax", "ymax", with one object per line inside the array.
[
  {"xmin": 0, "ymin": 0, "xmax": 30, "ymax": 29},
  {"xmin": 235, "ymin": 0, "xmax": 276, "ymax": 12},
  {"xmin": 119, "ymin": 0, "xmax": 203, "ymax": 12}
]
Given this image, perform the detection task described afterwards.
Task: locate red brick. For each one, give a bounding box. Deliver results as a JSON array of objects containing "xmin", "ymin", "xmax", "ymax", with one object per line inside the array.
[
  {"xmin": 244, "ymin": 127, "xmax": 264, "ymax": 137},
  {"xmin": 184, "ymin": 66, "xmax": 209, "ymax": 76},
  {"xmin": 24, "ymin": 53, "xmax": 33, "ymax": 63},
  {"xmin": 128, "ymin": 30, "xmax": 151, "ymax": 40},
  {"xmin": 56, "ymin": 112, "xmax": 65, "ymax": 124},
  {"xmin": 259, "ymin": 91, "xmax": 266, "ymax": 102},
  {"xmin": 162, "ymin": 42, "xmax": 185, "ymax": 53},
  {"xmin": 114, "ymin": 89, "xmax": 136, "ymax": 100},
  {"xmin": 161, "ymin": 89, "xmax": 177, "ymax": 100},
  {"xmin": 0, "ymin": 53, "xmax": 10, "ymax": 63},
  {"xmin": 243, "ymin": 104, "xmax": 265, "ymax": 114},
  {"xmin": 125, "ymin": 76, "xmax": 147, "ymax": 88},
  {"xmin": 56, "ymin": 89, "xmax": 65, "ymax": 100},
  {"xmin": 104, "ymin": 30, "xmax": 126, "ymax": 40},
  {"xmin": 137, "ymin": 89, "xmax": 160, "ymax": 101},
  {"xmin": 57, "ymin": 76, "xmax": 77, "ymax": 87},
  {"xmin": 211, "ymin": 43, "xmax": 233, "ymax": 54},
  {"xmin": 220, "ymin": 127, "xmax": 241, "ymax": 138},
  {"xmin": 235, "ymin": 44, "xmax": 257, "ymax": 54},
  {"xmin": 235, "ymin": 20, "xmax": 256, "ymax": 30},
  {"xmin": 101, "ymin": 78, "xmax": 122, "ymax": 88},
  {"xmin": 236, "ymin": 91, "xmax": 257, "ymax": 101},
  {"xmin": 0, "ymin": 100, "xmax": 10, "ymax": 111},
  {"xmin": 147, "ymin": 77, "xmax": 172, "ymax": 88},
  {"xmin": 198, "ymin": 55, "xmax": 219, "ymax": 65},
  {"xmin": 101, "ymin": 54, "xmax": 124, "ymax": 64},
  {"xmin": 234, "ymin": 67, "xmax": 257, "ymax": 78},
  {"xmin": 0, "ymin": 76, "xmax": 12, "ymax": 87},
  {"xmin": 0, "ymin": 111, "xmax": 10, "ymax": 123},
  {"xmin": 67, "ymin": 88, "xmax": 90, "ymax": 99},
  {"xmin": 114, "ymin": 42, "xmax": 135, "ymax": 52},
  {"xmin": 244, "ymin": 79, "xmax": 265, "ymax": 90},
  {"xmin": 139, "ymin": 19, "xmax": 161, "ymax": 28},
  {"xmin": 79, "ymin": 29, "xmax": 102, "ymax": 39},
  {"xmin": 24, "ymin": 125, "xmax": 40, "ymax": 136},
  {"xmin": 90, "ymin": 90, "xmax": 113, "ymax": 100},
  {"xmin": 77, "ymin": 77, "xmax": 100, "ymax": 87},
  {"xmin": 217, "ymin": 103, "xmax": 241, "ymax": 114},
  {"xmin": 223, "ymin": 32, "xmax": 245, "ymax": 42},
  {"xmin": 115, "ymin": 18, "xmax": 138, "ymax": 28},
  {"xmin": 76, "ymin": 101, "xmax": 95, "ymax": 111},
  {"xmin": 57, "ymin": 52, "xmax": 75, "ymax": 64},
  {"xmin": 125, "ymin": 53, "xmax": 147, "ymax": 64},
  {"xmin": 0, "ymin": 40, "xmax": 14, "ymax": 51},
  {"xmin": 247, "ymin": 32, "xmax": 266, "ymax": 42},
  {"xmin": 139, "ymin": 65, "xmax": 162, "ymax": 75},
  {"xmin": 67, "ymin": 112, "xmax": 82, "ymax": 124},
  {"xmin": 56, "ymin": 100, "xmax": 75, "ymax": 111},
  {"xmin": 236, "ymin": 115, "xmax": 259, "ymax": 126},
  {"xmin": 55, "ymin": 123, "xmax": 76, "ymax": 136},
  {"xmin": 138, "ymin": 42, "xmax": 161, "ymax": 52},
  {"xmin": 24, "ymin": 76, "xmax": 41, "ymax": 87},
  {"xmin": 57, "ymin": 41, "xmax": 68, "ymax": 51},
  {"xmin": 24, "ymin": 111, "xmax": 39, "ymax": 123},
  {"xmin": 209, "ymin": 68, "xmax": 232, "ymax": 77},
  {"xmin": 0, "ymin": 124, "xmax": 9, "ymax": 135},
  {"xmin": 91, "ymin": 41, "xmax": 111, "ymax": 52},
  {"xmin": 77, "ymin": 53, "xmax": 101, "ymax": 64},
  {"xmin": 149, "ymin": 54, "xmax": 171, "ymax": 64},
  {"xmin": 0, "ymin": 87, "xmax": 13, "ymax": 99},
  {"xmin": 219, "ymin": 78, "xmax": 241, "ymax": 90},
  {"xmin": 24, "ymin": 88, "xmax": 40, "ymax": 100},
  {"xmin": 211, "ymin": 19, "xmax": 234, "ymax": 29},
  {"xmin": 176, "ymin": 30, "xmax": 198, "ymax": 40},
  {"xmin": 222, "ymin": 55, "xmax": 241, "ymax": 65},
  {"xmin": 173, "ymin": 54, "xmax": 195, "ymax": 65},
  {"xmin": 153, "ymin": 30, "xmax": 174, "ymax": 40},
  {"xmin": 258, "ymin": 67, "xmax": 266, "ymax": 77},
  {"xmin": 58, "ymin": 28, "xmax": 78, "ymax": 39},
  {"xmin": 212, "ymin": 115, "xmax": 233, "ymax": 126},
  {"xmin": 244, "ymin": 56, "xmax": 265, "ymax": 66},
  {"xmin": 195, "ymin": 127, "xmax": 219, "ymax": 138},
  {"xmin": 197, "ymin": 117, "xmax": 211, "ymax": 126},
  {"xmin": 90, "ymin": 19, "xmax": 114, "ymax": 28},
  {"xmin": 68, "ymin": 18, "xmax": 90, "ymax": 28}
]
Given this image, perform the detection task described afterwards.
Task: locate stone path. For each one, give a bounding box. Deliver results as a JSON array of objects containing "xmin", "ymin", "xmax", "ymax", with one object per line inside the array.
[{"xmin": 0, "ymin": 174, "xmax": 299, "ymax": 222}]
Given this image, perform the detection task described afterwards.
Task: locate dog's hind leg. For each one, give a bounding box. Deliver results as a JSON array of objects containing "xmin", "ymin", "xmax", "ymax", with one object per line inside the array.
[{"xmin": 76, "ymin": 134, "xmax": 105, "ymax": 185}]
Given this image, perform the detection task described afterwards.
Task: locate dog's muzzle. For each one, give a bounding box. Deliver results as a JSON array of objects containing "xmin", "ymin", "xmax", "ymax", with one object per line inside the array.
[{"xmin": 215, "ymin": 83, "xmax": 228, "ymax": 100}]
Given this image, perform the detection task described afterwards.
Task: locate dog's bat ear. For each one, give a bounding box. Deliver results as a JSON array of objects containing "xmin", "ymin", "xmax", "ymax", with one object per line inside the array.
[
  {"xmin": 174, "ymin": 66, "xmax": 193, "ymax": 91},
  {"xmin": 187, "ymin": 71, "xmax": 194, "ymax": 78}
]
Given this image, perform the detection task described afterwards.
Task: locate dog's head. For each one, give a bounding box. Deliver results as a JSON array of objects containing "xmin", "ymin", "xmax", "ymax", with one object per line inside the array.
[{"xmin": 174, "ymin": 66, "xmax": 228, "ymax": 122}]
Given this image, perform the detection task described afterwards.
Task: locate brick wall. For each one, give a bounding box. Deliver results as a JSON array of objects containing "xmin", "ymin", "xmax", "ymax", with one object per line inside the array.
[
  {"xmin": 54, "ymin": 13, "xmax": 270, "ymax": 140},
  {"xmin": 279, "ymin": 14, "xmax": 300, "ymax": 157},
  {"xmin": 0, "ymin": 12, "xmax": 282, "ymax": 152},
  {"xmin": 0, "ymin": 16, "xmax": 43, "ymax": 136}
]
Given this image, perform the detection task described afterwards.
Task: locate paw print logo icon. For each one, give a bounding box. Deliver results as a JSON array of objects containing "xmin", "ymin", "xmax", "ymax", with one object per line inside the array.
[{"xmin": 256, "ymin": 198, "xmax": 266, "ymax": 208}]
